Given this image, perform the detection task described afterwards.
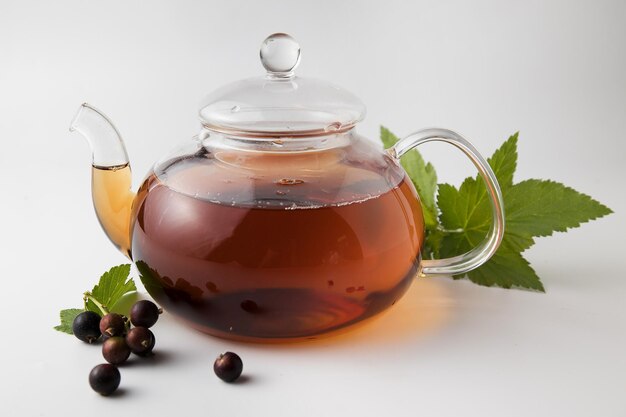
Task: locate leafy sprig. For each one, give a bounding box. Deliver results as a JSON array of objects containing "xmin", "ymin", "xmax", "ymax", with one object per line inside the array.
[
  {"xmin": 381, "ymin": 128, "xmax": 612, "ymax": 291},
  {"xmin": 54, "ymin": 264, "xmax": 137, "ymax": 334}
]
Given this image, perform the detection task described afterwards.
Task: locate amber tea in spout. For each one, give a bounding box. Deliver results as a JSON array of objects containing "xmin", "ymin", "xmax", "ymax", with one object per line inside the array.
[{"xmin": 91, "ymin": 164, "xmax": 135, "ymax": 257}]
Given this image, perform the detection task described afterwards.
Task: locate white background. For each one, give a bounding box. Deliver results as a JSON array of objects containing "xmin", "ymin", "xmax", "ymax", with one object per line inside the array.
[{"xmin": 1, "ymin": 0, "xmax": 625, "ymax": 416}]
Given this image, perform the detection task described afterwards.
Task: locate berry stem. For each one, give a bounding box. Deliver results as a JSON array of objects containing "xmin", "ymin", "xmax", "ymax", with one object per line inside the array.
[{"xmin": 83, "ymin": 292, "xmax": 109, "ymax": 316}]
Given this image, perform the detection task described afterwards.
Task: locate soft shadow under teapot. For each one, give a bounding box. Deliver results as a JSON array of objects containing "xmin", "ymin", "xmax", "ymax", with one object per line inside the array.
[{"xmin": 71, "ymin": 33, "xmax": 504, "ymax": 342}]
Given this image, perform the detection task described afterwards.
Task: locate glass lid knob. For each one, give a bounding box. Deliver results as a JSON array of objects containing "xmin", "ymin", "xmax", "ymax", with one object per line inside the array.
[{"xmin": 260, "ymin": 33, "xmax": 301, "ymax": 78}]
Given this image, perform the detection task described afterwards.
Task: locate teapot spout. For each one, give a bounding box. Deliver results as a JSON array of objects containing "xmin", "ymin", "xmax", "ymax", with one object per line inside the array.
[{"xmin": 70, "ymin": 103, "xmax": 135, "ymax": 258}]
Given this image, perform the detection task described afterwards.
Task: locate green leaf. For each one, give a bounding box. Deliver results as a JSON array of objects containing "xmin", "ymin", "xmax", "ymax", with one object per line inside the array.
[
  {"xmin": 504, "ymin": 179, "xmax": 613, "ymax": 239},
  {"xmin": 465, "ymin": 248, "xmax": 544, "ymax": 292},
  {"xmin": 85, "ymin": 264, "xmax": 136, "ymax": 314},
  {"xmin": 54, "ymin": 308, "xmax": 84, "ymax": 334},
  {"xmin": 436, "ymin": 135, "xmax": 537, "ymax": 288},
  {"xmin": 380, "ymin": 125, "xmax": 399, "ymax": 149},
  {"xmin": 437, "ymin": 180, "xmax": 534, "ymax": 255},
  {"xmin": 438, "ymin": 180, "xmax": 489, "ymax": 233},
  {"xmin": 423, "ymin": 228, "xmax": 444, "ymax": 259},
  {"xmin": 487, "ymin": 133, "xmax": 518, "ymax": 189},
  {"xmin": 380, "ymin": 126, "xmax": 439, "ymax": 229}
]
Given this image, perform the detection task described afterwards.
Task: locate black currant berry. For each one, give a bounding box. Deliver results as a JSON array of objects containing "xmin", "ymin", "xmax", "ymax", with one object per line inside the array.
[
  {"xmin": 72, "ymin": 311, "xmax": 101, "ymax": 344},
  {"xmin": 102, "ymin": 337, "xmax": 131, "ymax": 365},
  {"xmin": 214, "ymin": 352, "xmax": 243, "ymax": 382},
  {"xmin": 89, "ymin": 364, "xmax": 120, "ymax": 396},
  {"xmin": 135, "ymin": 332, "xmax": 156, "ymax": 357},
  {"xmin": 130, "ymin": 300, "xmax": 161, "ymax": 328},
  {"xmin": 125, "ymin": 327, "xmax": 155, "ymax": 355},
  {"xmin": 99, "ymin": 313, "xmax": 127, "ymax": 338}
]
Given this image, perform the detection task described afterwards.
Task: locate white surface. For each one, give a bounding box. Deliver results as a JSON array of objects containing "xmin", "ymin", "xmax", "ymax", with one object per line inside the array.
[{"xmin": 1, "ymin": 0, "xmax": 625, "ymax": 416}]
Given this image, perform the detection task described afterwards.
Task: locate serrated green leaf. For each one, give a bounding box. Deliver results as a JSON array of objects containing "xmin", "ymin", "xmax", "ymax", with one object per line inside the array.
[
  {"xmin": 504, "ymin": 179, "xmax": 613, "ymax": 238},
  {"xmin": 438, "ymin": 180, "xmax": 535, "ymax": 254},
  {"xmin": 380, "ymin": 125, "xmax": 399, "ymax": 149},
  {"xmin": 380, "ymin": 126, "xmax": 439, "ymax": 229},
  {"xmin": 54, "ymin": 308, "xmax": 84, "ymax": 334},
  {"xmin": 86, "ymin": 264, "xmax": 136, "ymax": 313},
  {"xmin": 438, "ymin": 179, "xmax": 490, "ymax": 231},
  {"xmin": 500, "ymin": 232, "xmax": 535, "ymax": 253},
  {"xmin": 487, "ymin": 133, "xmax": 518, "ymax": 189},
  {"xmin": 438, "ymin": 134, "xmax": 518, "ymax": 234},
  {"xmin": 423, "ymin": 228, "xmax": 444, "ymax": 259},
  {"xmin": 465, "ymin": 248, "xmax": 545, "ymax": 292}
]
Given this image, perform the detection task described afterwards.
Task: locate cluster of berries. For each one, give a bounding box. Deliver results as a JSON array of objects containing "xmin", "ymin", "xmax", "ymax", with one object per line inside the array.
[{"xmin": 72, "ymin": 300, "xmax": 161, "ymax": 395}]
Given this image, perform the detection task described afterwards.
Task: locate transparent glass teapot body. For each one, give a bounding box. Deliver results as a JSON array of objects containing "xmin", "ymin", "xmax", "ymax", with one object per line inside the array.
[
  {"xmin": 70, "ymin": 34, "xmax": 504, "ymax": 342},
  {"xmin": 136, "ymin": 130, "xmax": 424, "ymax": 340}
]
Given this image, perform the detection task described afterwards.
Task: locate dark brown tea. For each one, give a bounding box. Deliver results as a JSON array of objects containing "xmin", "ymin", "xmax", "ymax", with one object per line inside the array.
[{"xmin": 128, "ymin": 148, "xmax": 424, "ymax": 341}]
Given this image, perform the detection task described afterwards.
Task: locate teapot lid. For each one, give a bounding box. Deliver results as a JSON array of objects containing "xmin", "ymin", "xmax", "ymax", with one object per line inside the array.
[{"xmin": 199, "ymin": 33, "xmax": 366, "ymax": 137}]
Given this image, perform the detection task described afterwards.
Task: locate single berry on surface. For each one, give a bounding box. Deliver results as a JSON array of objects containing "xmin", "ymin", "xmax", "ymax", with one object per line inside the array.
[
  {"xmin": 72, "ymin": 311, "xmax": 101, "ymax": 344},
  {"xmin": 130, "ymin": 300, "xmax": 161, "ymax": 328},
  {"xmin": 99, "ymin": 313, "xmax": 127, "ymax": 338},
  {"xmin": 125, "ymin": 327, "xmax": 155, "ymax": 355},
  {"xmin": 102, "ymin": 337, "xmax": 131, "ymax": 365},
  {"xmin": 89, "ymin": 364, "xmax": 120, "ymax": 396},
  {"xmin": 214, "ymin": 352, "xmax": 243, "ymax": 382}
]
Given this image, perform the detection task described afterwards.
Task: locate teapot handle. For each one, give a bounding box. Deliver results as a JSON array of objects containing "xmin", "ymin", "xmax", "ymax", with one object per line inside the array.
[{"xmin": 387, "ymin": 128, "xmax": 505, "ymax": 277}]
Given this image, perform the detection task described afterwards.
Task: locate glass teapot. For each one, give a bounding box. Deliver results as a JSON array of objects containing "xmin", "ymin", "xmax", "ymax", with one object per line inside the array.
[{"xmin": 71, "ymin": 34, "xmax": 504, "ymax": 342}]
